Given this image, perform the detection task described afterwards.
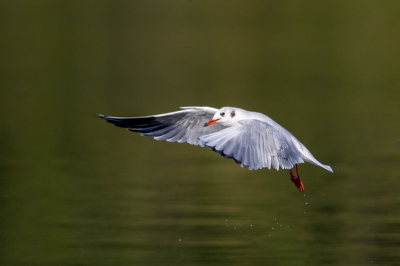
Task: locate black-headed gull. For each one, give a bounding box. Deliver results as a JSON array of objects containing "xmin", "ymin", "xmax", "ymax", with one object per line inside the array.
[{"xmin": 99, "ymin": 106, "xmax": 333, "ymax": 191}]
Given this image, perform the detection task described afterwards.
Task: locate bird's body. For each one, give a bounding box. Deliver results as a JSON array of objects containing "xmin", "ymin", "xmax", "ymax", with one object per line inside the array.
[{"xmin": 99, "ymin": 106, "xmax": 333, "ymax": 191}]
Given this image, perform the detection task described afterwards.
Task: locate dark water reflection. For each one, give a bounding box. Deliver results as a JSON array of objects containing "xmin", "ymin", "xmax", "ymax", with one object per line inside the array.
[{"xmin": 1, "ymin": 1, "xmax": 400, "ymax": 265}]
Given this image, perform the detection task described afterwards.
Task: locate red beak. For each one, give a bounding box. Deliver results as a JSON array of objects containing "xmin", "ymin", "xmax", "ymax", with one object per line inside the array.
[{"xmin": 204, "ymin": 118, "xmax": 220, "ymax": 127}]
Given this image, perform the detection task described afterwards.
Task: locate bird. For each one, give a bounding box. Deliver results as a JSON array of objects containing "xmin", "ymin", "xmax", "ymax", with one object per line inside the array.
[{"xmin": 99, "ymin": 106, "xmax": 333, "ymax": 191}]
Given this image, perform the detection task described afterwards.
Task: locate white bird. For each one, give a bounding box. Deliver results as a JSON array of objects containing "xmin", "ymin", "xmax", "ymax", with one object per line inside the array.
[{"xmin": 99, "ymin": 106, "xmax": 333, "ymax": 191}]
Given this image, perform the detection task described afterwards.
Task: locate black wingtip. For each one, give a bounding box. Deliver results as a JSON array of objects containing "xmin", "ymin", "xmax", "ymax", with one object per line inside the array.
[
  {"xmin": 96, "ymin": 115, "xmax": 161, "ymax": 129},
  {"xmin": 97, "ymin": 114, "xmax": 115, "ymax": 123}
]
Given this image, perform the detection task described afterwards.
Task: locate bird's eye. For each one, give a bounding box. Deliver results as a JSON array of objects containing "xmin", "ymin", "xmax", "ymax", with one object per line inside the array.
[{"xmin": 220, "ymin": 112, "xmax": 225, "ymax": 116}]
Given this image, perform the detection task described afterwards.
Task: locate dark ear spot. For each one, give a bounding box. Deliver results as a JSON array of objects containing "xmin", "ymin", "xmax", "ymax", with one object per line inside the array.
[{"xmin": 231, "ymin": 110, "xmax": 235, "ymax": 117}]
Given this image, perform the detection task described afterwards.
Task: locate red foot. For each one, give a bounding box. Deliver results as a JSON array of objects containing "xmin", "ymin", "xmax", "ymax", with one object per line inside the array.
[{"xmin": 289, "ymin": 164, "xmax": 304, "ymax": 192}]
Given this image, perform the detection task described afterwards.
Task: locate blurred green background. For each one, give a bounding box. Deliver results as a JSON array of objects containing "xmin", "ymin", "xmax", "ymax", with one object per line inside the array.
[{"xmin": 1, "ymin": 1, "xmax": 400, "ymax": 265}]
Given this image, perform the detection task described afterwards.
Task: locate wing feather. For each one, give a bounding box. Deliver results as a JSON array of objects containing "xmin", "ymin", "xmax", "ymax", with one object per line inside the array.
[
  {"xmin": 199, "ymin": 119, "xmax": 305, "ymax": 170},
  {"xmin": 99, "ymin": 107, "xmax": 228, "ymax": 146}
]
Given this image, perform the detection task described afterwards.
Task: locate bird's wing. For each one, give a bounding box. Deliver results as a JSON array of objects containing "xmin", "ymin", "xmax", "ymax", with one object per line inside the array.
[
  {"xmin": 99, "ymin": 106, "xmax": 228, "ymax": 146},
  {"xmin": 199, "ymin": 119, "xmax": 305, "ymax": 170}
]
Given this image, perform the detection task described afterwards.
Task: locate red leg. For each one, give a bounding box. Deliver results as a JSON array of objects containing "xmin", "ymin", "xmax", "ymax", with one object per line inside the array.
[{"xmin": 289, "ymin": 164, "xmax": 304, "ymax": 191}]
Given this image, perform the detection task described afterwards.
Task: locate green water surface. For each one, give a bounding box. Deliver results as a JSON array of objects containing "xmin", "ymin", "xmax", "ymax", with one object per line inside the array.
[{"xmin": 1, "ymin": 1, "xmax": 400, "ymax": 265}]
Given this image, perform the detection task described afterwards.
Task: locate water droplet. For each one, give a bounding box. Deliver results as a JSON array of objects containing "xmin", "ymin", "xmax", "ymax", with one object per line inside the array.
[
  {"xmin": 179, "ymin": 239, "xmax": 181, "ymax": 241},
  {"xmin": 226, "ymin": 220, "xmax": 228, "ymax": 221},
  {"xmin": 234, "ymin": 227, "xmax": 236, "ymax": 229},
  {"xmin": 304, "ymin": 212, "xmax": 306, "ymax": 214},
  {"xmin": 304, "ymin": 194, "xmax": 306, "ymax": 196},
  {"xmin": 250, "ymin": 225, "xmax": 252, "ymax": 227},
  {"xmin": 306, "ymin": 202, "xmax": 308, "ymax": 204},
  {"xmin": 287, "ymin": 226, "xmax": 289, "ymax": 227},
  {"xmin": 371, "ymin": 261, "xmax": 373, "ymax": 263},
  {"xmin": 272, "ymin": 228, "xmax": 274, "ymax": 229},
  {"xmin": 322, "ymin": 194, "xmax": 324, "ymax": 196},
  {"xmin": 227, "ymin": 225, "xmax": 228, "ymax": 227},
  {"xmin": 275, "ymin": 218, "xmax": 276, "ymax": 220}
]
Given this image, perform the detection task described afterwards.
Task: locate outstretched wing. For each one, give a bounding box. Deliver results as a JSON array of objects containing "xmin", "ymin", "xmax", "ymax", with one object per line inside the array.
[
  {"xmin": 199, "ymin": 119, "xmax": 305, "ymax": 170},
  {"xmin": 99, "ymin": 106, "xmax": 228, "ymax": 146}
]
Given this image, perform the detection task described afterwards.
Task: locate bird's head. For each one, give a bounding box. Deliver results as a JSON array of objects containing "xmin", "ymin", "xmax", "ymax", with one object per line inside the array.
[{"xmin": 204, "ymin": 107, "xmax": 243, "ymax": 127}]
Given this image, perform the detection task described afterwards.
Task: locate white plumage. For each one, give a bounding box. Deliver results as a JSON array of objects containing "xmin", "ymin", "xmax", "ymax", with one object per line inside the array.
[{"xmin": 99, "ymin": 106, "xmax": 332, "ymax": 173}]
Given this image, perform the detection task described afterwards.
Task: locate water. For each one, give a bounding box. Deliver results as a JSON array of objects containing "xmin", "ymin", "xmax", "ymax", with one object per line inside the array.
[{"xmin": 1, "ymin": 1, "xmax": 400, "ymax": 265}]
